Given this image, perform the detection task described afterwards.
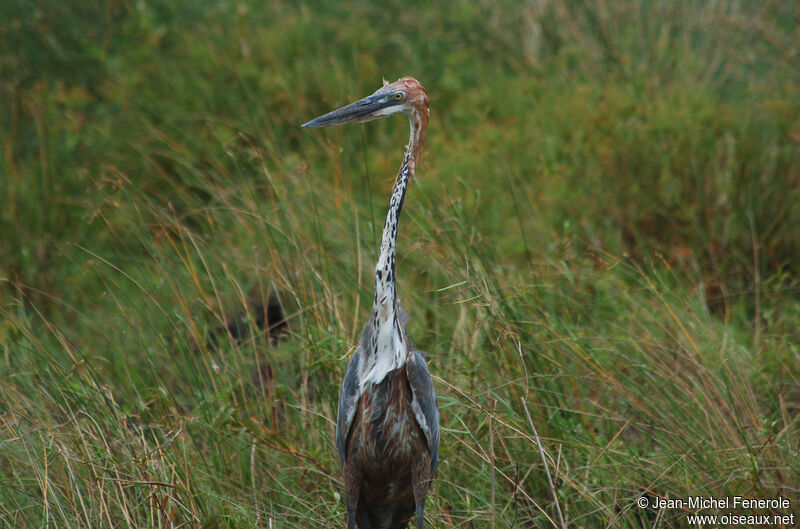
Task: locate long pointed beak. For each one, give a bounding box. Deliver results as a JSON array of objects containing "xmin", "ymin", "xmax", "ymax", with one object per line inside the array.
[{"xmin": 302, "ymin": 94, "xmax": 386, "ymax": 128}]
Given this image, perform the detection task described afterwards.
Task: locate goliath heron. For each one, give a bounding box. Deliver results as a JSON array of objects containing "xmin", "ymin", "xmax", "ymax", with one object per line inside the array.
[{"xmin": 303, "ymin": 77, "xmax": 440, "ymax": 529}]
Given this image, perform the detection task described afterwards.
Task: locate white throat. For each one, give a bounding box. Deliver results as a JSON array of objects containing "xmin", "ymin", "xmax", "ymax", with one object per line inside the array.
[{"xmin": 359, "ymin": 317, "xmax": 406, "ymax": 390}]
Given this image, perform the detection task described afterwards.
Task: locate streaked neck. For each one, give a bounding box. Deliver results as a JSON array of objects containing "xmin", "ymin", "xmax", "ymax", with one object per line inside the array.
[
  {"xmin": 360, "ymin": 112, "xmax": 426, "ymax": 386},
  {"xmin": 372, "ymin": 112, "xmax": 426, "ymax": 324}
]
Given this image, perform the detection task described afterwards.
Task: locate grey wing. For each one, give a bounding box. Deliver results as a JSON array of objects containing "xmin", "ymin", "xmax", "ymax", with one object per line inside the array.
[
  {"xmin": 336, "ymin": 343, "xmax": 362, "ymax": 467},
  {"xmin": 406, "ymin": 349, "xmax": 440, "ymax": 475}
]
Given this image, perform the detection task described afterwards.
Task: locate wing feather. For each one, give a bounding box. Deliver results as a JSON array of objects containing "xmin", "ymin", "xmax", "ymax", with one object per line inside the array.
[
  {"xmin": 406, "ymin": 349, "xmax": 440, "ymax": 475},
  {"xmin": 336, "ymin": 337, "xmax": 366, "ymax": 466}
]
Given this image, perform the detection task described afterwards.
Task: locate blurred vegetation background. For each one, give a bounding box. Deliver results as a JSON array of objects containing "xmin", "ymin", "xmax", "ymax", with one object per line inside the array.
[{"xmin": 1, "ymin": 0, "xmax": 798, "ymax": 527}]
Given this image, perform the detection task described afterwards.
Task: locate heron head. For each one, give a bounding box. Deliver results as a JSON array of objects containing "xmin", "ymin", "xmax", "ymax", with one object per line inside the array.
[{"xmin": 302, "ymin": 77, "xmax": 429, "ymax": 128}]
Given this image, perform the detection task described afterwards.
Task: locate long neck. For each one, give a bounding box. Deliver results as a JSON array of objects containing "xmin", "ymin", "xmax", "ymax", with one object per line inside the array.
[
  {"xmin": 358, "ymin": 109, "xmax": 427, "ymax": 388},
  {"xmin": 372, "ymin": 112, "xmax": 426, "ymax": 321}
]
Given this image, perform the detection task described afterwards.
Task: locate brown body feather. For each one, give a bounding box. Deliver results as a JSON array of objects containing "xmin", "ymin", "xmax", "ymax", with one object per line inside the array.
[{"xmin": 344, "ymin": 367, "xmax": 432, "ymax": 529}]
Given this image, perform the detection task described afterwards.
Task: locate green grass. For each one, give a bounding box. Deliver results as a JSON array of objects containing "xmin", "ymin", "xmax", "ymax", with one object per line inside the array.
[{"xmin": 2, "ymin": 0, "xmax": 799, "ymax": 527}]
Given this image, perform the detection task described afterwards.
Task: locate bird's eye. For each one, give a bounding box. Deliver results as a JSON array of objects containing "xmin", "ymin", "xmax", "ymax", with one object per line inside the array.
[{"xmin": 393, "ymin": 93, "xmax": 403, "ymax": 100}]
